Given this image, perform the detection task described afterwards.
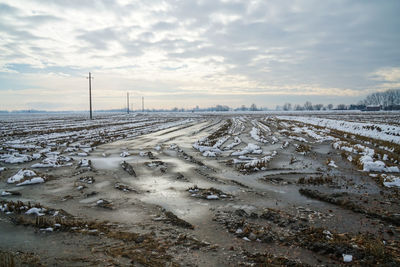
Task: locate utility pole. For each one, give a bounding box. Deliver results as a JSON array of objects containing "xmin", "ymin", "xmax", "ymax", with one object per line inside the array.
[
  {"xmin": 142, "ymin": 97, "xmax": 144, "ymax": 112},
  {"xmin": 86, "ymin": 72, "xmax": 93, "ymax": 120},
  {"xmin": 127, "ymin": 92, "xmax": 129, "ymax": 114}
]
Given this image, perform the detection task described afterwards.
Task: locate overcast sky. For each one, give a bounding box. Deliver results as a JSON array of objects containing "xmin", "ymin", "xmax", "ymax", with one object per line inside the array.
[{"xmin": 0, "ymin": 0, "xmax": 399, "ymax": 110}]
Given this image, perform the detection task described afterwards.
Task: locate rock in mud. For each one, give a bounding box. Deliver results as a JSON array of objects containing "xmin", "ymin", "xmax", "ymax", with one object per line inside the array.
[{"xmin": 121, "ymin": 161, "xmax": 136, "ymax": 177}]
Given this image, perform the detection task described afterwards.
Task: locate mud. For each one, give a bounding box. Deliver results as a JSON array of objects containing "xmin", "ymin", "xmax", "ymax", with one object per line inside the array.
[{"xmin": 1, "ymin": 112, "xmax": 400, "ymax": 266}]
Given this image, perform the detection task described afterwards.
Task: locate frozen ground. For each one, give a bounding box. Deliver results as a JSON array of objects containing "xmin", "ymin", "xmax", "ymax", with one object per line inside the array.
[{"xmin": 1, "ymin": 111, "xmax": 400, "ymax": 266}]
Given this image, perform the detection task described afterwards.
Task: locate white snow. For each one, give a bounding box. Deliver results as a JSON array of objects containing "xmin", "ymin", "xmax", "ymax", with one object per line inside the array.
[
  {"xmin": 206, "ymin": 195, "xmax": 219, "ymax": 200},
  {"xmin": 288, "ymin": 136, "xmax": 308, "ymax": 142},
  {"xmin": 0, "ymin": 167, "xmax": 5, "ymax": 172},
  {"xmin": 193, "ymin": 135, "xmax": 229, "ymax": 157},
  {"xmin": 120, "ymin": 151, "xmax": 130, "ymax": 157},
  {"xmin": 78, "ymin": 159, "xmax": 90, "ymax": 167},
  {"xmin": 31, "ymin": 155, "xmax": 73, "ymax": 168},
  {"xmin": 203, "ymin": 151, "xmax": 217, "ymax": 157},
  {"xmin": 224, "ymin": 137, "xmax": 241, "ymax": 150},
  {"xmin": 280, "ymin": 116, "xmax": 400, "ymax": 144},
  {"xmin": 154, "ymin": 145, "xmax": 161, "ymax": 151},
  {"xmin": 360, "ymin": 155, "xmax": 399, "ymax": 173},
  {"xmin": 328, "ymin": 160, "xmax": 338, "ymax": 168},
  {"xmin": 232, "ymin": 143, "xmax": 262, "ymax": 156},
  {"xmin": 17, "ymin": 177, "xmax": 45, "ymax": 186},
  {"xmin": 25, "ymin": 207, "xmax": 45, "ymax": 216},
  {"xmin": 250, "ymin": 127, "xmax": 268, "ymax": 143},
  {"xmin": 7, "ymin": 169, "xmax": 37, "ymax": 183},
  {"xmin": 40, "ymin": 227, "xmax": 54, "ymax": 232},
  {"xmin": 0, "ymin": 153, "xmax": 32, "ymax": 164},
  {"xmin": 342, "ymin": 254, "xmax": 353, "ymax": 263},
  {"xmin": 1, "ymin": 191, "xmax": 12, "ymax": 196},
  {"xmin": 381, "ymin": 175, "xmax": 400, "ymax": 188}
]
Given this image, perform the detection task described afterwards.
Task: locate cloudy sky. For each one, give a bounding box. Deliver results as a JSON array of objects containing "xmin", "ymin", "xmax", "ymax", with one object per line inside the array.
[{"xmin": 0, "ymin": 0, "xmax": 399, "ymax": 111}]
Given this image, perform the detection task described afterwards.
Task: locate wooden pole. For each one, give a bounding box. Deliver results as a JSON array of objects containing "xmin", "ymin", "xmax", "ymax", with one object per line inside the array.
[
  {"xmin": 87, "ymin": 72, "xmax": 93, "ymax": 120},
  {"xmin": 127, "ymin": 92, "xmax": 129, "ymax": 114}
]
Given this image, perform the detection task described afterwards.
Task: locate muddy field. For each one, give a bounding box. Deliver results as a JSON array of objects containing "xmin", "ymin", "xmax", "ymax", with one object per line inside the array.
[{"xmin": 1, "ymin": 112, "xmax": 400, "ymax": 266}]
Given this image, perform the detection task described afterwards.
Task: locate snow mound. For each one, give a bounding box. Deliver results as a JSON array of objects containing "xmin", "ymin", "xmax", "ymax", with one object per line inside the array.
[
  {"xmin": 7, "ymin": 169, "xmax": 37, "ymax": 183},
  {"xmin": 232, "ymin": 143, "xmax": 262, "ymax": 156}
]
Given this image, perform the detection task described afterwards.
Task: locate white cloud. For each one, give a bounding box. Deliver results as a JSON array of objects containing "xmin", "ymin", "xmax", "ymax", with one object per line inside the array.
[
  {"xmin": 371, "ymin": 67, "xmax": 400, "ymax": 82},
  {"xmin": 0, "ymin": 0, "xmax": 399, "ymax": 110}
]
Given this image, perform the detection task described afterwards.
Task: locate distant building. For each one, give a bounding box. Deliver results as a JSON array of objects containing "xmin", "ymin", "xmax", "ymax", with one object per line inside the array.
[{"xmin": 364, "ymin": 105, "xmax": 381, "ymax": 111}]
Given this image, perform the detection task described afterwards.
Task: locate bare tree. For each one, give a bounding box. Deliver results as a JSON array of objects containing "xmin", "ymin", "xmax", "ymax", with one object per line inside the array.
[
  {"xmin": 313, "ymin": 104, "xmax": 323, "ymax": 110},
  {"xmin": 250, "ymin": 103, "xmax": 258, "ymax": 111},
  {"xmin": 283, "ymin": 103, "xmax": 292, "ymax": 111},
  {"xmin": 304, "ymin": 101, "xmax": 313, "ymax": 110}
]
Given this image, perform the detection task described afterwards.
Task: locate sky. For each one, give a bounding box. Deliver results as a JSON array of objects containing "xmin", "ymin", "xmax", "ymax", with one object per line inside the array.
[{"xmin": 0, "ymin": 0, "xmax": 399, "ymax": 111}]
